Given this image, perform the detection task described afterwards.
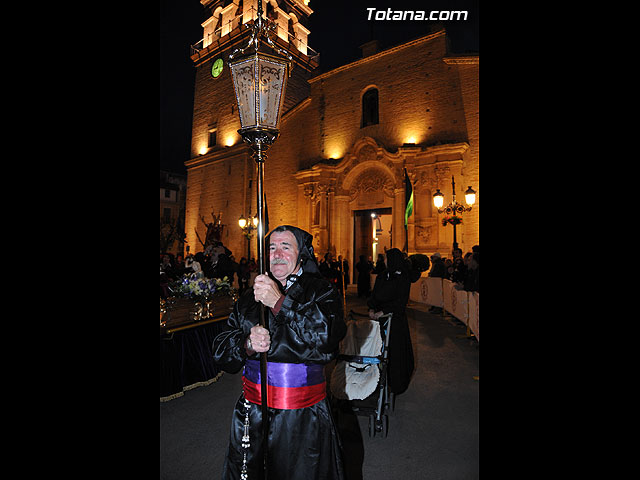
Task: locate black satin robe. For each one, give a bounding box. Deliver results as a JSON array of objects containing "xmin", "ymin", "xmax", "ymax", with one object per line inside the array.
[
  {"xmin": 367, "ymin": 249, "xmax": 415, "ymax": 395},
  {"xmin": 212, "ymin": 271, "xmax": 347, "ymax": 480}
]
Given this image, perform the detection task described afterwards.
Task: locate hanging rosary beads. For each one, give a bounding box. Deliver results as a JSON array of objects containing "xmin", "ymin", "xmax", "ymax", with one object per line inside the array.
[{"xmin": 240, "ymin": 398, "xmax": 251, "ymax": 480}]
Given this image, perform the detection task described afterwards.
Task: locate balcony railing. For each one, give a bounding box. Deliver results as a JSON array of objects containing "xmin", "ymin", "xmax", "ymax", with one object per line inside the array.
[{"xmin": 190, "ymin": 9, "xmax": 319, "ymax": 62}]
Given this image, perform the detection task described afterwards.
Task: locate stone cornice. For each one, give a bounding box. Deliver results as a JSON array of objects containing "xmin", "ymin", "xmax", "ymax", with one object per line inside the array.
[
  {"xmin": 185, "ymin": 143, "xmax": 251, "ymax": 171},
  {"xmin": 282, "ymin": 97, "xmax": 312, "ymax": 123},
  {"xmin": 443, "ymin": 55, "xmax": 479, "ymax": 65},
  {"xmin": 419, "ymin": 141, "xmax": 469, "ymax": 156},
  {"xmin": 291, "ymin": 0, "xmax": 313, "ymax": 17},
  {"xmin": 309, "ymin": 30, "xmax": 446, "ymax": 83},
  {"xmin": 293, "ymin": 140, "xmax": 469, "ymax": 180}
]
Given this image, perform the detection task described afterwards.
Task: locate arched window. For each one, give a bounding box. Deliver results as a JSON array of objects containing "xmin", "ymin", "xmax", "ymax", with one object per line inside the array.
[{"xmin": 361, "ymin": 88, "xmax": 379, "ymax": 128}]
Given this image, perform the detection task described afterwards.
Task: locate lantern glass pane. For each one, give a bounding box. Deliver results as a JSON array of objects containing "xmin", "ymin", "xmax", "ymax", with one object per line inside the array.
[
  {"xmin": 465, "ymin": 192, "xmax": 476, "ymax": 206},
  {"xmin": 258, "ymin": 57, "xmax": 287, "ymax": 129},
  {"xmin": 433, "ymin": 193, "xmax": 444, "ymax": 209},
  {"xmin": 230, "ymin": 58, "xmax": 257, "ymax": 128}
]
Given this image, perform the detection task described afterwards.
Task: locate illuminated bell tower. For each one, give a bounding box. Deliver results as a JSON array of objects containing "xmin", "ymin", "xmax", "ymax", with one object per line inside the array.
[
  {"xmin": 185, "ymin": 0, "xmax": 318, "ymax": 255},
  {"xmin": 200, "ymin": 1, "xmax": 313, "ymax": 54},
  {"xmin": 190, "ymin": 0, "xmax": 317, "ymax": 159}
]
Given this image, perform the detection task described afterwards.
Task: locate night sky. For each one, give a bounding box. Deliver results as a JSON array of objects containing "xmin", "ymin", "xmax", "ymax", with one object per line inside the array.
[{"xmin": 160, "ymin": 0, "xmax": 479, "ymax": 175}]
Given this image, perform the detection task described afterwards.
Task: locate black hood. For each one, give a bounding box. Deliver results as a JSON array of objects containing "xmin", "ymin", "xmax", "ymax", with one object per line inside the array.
[
  {"xmin": 385, "ymin": 248, "xmax": 405, "ymax": 273},
  {"xmin": 265, "ymin": 225, "xmax": 320, "ymax": 274}
]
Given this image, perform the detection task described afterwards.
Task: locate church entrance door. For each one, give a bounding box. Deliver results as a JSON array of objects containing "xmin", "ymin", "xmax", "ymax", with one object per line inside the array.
[{"xmin": 352, "ymin": 207, "xmax": 392, "ymax": 283}]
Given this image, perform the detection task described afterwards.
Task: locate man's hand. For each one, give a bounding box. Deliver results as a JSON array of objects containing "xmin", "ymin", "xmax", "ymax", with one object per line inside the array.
[
  {"xmin": 253, "ymin": 274, "xmax": 283, "ymax": 308},
  {"xmin": 246, "ymin": 324, "xmax": 271, "ymax": 353}
]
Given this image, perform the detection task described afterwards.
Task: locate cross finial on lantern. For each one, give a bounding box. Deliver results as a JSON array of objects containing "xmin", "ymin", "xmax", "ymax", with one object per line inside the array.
[{"xmin": 228, "ymin": 1, "xmax": 293, "ymax": 72}]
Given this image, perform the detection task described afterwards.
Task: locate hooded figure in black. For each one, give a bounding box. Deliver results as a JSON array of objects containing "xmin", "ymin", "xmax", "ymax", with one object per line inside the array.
[
  {"xmin": 213, "ymin": 225, "xmax": 347, "ymax": 480},
  {"xmin": 367, "ymin": 248, "xmax": 415, "ymax": 395}
]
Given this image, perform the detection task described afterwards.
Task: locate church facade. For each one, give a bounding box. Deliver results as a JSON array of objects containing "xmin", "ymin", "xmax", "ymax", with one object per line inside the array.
[{"xmin": 184, "ymin": 0, "xmax": 478, "ymax": 271}]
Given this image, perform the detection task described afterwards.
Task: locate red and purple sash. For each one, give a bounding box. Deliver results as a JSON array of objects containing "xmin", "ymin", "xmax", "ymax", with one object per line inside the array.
[{"xmin": 242, "ymin": 359, "xmax": 326, "ymax": 409}]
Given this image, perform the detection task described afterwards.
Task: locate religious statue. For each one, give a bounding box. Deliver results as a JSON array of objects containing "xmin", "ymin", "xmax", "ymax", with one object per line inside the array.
[{"xmin": 195, "ymin": 211, "xmax": 224, "ymax": 248}]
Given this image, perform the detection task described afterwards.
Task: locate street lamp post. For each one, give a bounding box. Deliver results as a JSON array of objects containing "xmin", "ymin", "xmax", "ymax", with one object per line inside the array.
[
  {"xmin": 238, "ymin": 213, "xmax": 259, "ymax": 259},
  {"xmin": 228, "ymin": 4, "xmax": 293, "ymax": 478},
  {"xmin": 433, "ymin": 176, "xmax": 476, "ymax": 252}
]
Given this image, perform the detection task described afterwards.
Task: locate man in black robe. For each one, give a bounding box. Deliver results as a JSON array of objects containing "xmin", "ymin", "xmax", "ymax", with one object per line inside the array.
[
  {"xmin": 213, "ymin": 225, "xmax": 347, "ymax": 480},
  {"xmin": 367, "ymin": 248, "xmax": 415, "ymax": 396}
]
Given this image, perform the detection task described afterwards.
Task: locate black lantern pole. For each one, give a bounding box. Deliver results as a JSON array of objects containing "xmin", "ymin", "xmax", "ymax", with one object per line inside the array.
[
  {"xmin": 228, "ymin": 3, "xmax": 292, "ymax": 478},
  {"xmin": 239, "ymin": 213, "xmax": 258, "ymax": 259}
]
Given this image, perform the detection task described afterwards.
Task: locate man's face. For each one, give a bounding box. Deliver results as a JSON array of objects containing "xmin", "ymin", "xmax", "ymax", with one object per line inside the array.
[{"xmin": 269, "ymin": 230, "xmax": 300, "ymax": 283}]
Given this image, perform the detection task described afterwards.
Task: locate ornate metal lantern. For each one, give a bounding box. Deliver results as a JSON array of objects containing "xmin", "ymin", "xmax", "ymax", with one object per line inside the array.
[
  {"xmin": 229, "ymin": 6, "xmax": 292, "ymax": 149},
  {"xmin": 230, "ymin": 51, "xmax": 289, "ymax": 142}
]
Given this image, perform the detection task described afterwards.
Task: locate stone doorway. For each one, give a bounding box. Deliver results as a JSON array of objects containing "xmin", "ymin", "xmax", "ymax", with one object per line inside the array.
[{"xmin": 352, "ymin": 207, "xmax": 391, "ymax": 283}]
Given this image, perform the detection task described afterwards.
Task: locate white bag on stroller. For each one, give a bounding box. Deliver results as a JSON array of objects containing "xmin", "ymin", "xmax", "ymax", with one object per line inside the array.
[{"xmin": 330, "ymin": 318, "xmax": 383, "ymax": 400}]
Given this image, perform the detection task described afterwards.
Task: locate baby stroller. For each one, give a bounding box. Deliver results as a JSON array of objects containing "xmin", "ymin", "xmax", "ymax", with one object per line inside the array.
[{"xmin": 330, "ymin": 310, "xmax": 393, "ymax": 437}]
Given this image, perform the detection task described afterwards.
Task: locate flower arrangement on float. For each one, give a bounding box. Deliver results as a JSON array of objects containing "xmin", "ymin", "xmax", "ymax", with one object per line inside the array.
[
  {"xmin": 172, "ymin": 272, "xmax": 233, "ymax": 299},
  {"xmin": 172, "ymin": 272, "xmax": 231, "ymax": 298},
  {"xmin": 164, "ymin": 273, "xmax": 236, "ymax": 322},
  {"xmin": 441, "ymin": 215, "xmax": 463, "ymax": 226}
]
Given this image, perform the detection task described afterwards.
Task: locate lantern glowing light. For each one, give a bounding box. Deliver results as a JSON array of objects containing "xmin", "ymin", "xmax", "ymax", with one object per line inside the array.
[
  {"xmin": 433, "ymin": 189, "xmax": 444, "ymax": 209},
  {"xmin": 464, "ymin": 186, "xmax": 476, "ymax": 206},
  {"xmin": 229, "ymin": 52, "xmax": 289, "ymax": 135}
]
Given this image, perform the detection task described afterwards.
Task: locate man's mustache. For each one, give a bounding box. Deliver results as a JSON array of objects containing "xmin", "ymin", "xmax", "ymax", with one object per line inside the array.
[{"xmin": 271, "ymin": 258, "xmax": 289, "ymax": 265}]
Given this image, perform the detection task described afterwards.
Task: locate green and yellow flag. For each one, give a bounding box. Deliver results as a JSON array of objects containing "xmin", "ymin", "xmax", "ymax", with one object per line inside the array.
[{"xmin": 404, "ymin": 168, "xmax": 413, "ymax": 228}]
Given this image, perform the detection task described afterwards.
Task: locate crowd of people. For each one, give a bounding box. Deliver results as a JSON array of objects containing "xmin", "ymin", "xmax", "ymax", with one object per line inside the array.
[
  {"xmin": 161, "ymin": 242, "xmax": 479, "ymax": 301},
  {"xmin": 161, "ymin": 244, "xmax": 357, "ymax": 300},
  {"xmin": 160, "ymin": 241, "xmax": 259, "ymax": 299},
  {"xmin": 425, "ymin": 245, "xmax": 479, "ymax": 313},
  {"xmin": 427, "ymin": 245, "xmax": 479, "ymax": 292}
]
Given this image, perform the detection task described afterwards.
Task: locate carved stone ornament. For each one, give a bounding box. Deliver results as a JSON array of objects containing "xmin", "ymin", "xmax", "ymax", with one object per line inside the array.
[
  {"xmin": 434, "ymin": 165, "xmax": 451, "ymax": 185},
  {"xmin": 349, "ymin": 169, "xmax": 395, "ymax": 202},
  {"xmin": 418, "ymin": 170, "xmax": 438, "ymax": 190},
  {"xmin": 357, "ymin": 145, "xmax": 377, "ymax": 163},
  {"xmin": 316, "ymin": 182, "xmax": 335, "ymax": 196},
  {"xmin": 303, "ymin": 183, "xmax": 315, "ymax": 199},
  {"xmin": 415, "ymin": 224, "xmax": 433, "ymax": 245}
]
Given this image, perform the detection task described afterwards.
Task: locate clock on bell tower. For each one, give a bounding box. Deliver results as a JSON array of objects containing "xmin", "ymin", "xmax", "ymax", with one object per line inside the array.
[{"xmin": 211, "ymin": 57, "xmax": 224, "ymax": 78}]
